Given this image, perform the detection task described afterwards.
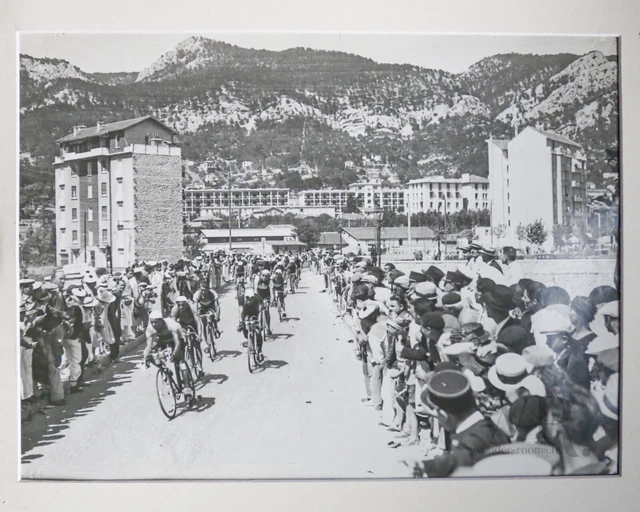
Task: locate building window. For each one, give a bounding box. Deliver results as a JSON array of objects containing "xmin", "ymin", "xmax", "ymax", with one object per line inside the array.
[
  {"xmin": 60, "ymin": 227, "xmax": 66, "ymax": 233},
  {"xmin": 87, "ymin": 207, "xmax": 93, "ymax": 221},
  {"xmin": 71, "ymin": 186, "xmax": 77, "ymax": 199},
  {"xmin": 72, "ymin": 208, "xmax": 78, "ymax": 221},
  {"xmin": 114, "ymin": 135, "xmax": 120, "ymax": 148},
  {"xmin": 72, "ymin": 230, "xmax": 78, "ymax": 244},
  {"xmin": 508, "ymin": 206, "xmax": 511, "ymax": 214},
  {"xmin": 60, "ymin": 205, "xmax": 65, "ymax": 212},
  {"xmin": 101, "ymin": 206, "xmax": 108, "ymax": 220},
  {"xmin": 87, "ymin": 185, "xmax": 93, "ymax": 199},
  {"xmin": 101, "ymin": 229, "xmax": 108, "ymax": 244},
  {"xmin": 59, "ymin": 184, "xmax": 65, "ymax": 190},
  {"xmin": 87, "ymin": 162, "xmax": 93, "ymax": 177},
  {"xmin": 101, "ymin": 183, "xmax": 108, "ymax": 196},
  {"xmin": 88, "ymin": 231, "xmax": 93, "ymax": 246}
]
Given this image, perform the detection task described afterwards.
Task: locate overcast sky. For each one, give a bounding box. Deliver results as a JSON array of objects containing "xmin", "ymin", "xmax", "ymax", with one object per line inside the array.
[{"xmin": 20, "ymin": 32, "xmax": 617, "ymax": 74}]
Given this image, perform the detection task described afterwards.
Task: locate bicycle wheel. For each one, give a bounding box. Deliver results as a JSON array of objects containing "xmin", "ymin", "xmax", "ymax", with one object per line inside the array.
[
  {"xmin": 247, "ymin": 330, "xmax": 255, "ymax": 373},
  {"xmin": 194, "ymin": 339, "xmax": 203, "ymax": 378},
  {"xmin": 184, "ymin": 334, "xmax": 199, "ymax": 383},
  {"xmin": 156, "ymin": 369, "xmax": 177, "ymax": 419},
  {"xmin": 208, "ymin": 322, "xmax": 217, "ymax": 360}
]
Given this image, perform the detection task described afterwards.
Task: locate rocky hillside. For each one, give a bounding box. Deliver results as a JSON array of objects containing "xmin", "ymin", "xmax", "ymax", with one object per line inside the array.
[{"xmin": 20, "ymin": 36, "xmax": 619, "ymax": 194}]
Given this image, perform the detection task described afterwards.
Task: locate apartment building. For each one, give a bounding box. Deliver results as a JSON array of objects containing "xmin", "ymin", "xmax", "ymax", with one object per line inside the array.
[
  {"xmin": 54, "ymin": 116, "xmax": 183, "ymax": 268},
  {"xmin": 405, "ymin": 173, "xmax": 490, "ymax": 214},
  {"xmin": 487, "ymin": 127, "xmax": 588, "ymax": 249},
  {"xmin": 183, "ymin": 187, "xmax": 290, "ymax": 220}
]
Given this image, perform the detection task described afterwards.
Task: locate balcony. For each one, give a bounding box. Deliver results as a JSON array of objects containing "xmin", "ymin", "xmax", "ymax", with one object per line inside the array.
[
  {"xmin": 55, "ymin": 147, "xmax": 110, "ymax": 163},
  {"xmin": 574, "ymin": 196, "xmax": 584, "ymax": 202}
]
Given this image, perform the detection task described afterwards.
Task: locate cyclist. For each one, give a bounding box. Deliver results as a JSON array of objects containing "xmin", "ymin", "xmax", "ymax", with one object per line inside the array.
[
  {"xmin": 193, "ymin": 280, "xmax": 221, "ymax": 353},
  {"xmin": 238, "ymin": 288, "xmax": 265, "ymax": 362},
  {"xmin": 286, "ymin": 258, "xmax": 298, "ymax": 292},
  {"xmin": 170, "ymin": 295, "xmax": 204, "ymax": 378},
  {"xmin": 272, "ymin": 268, "xmax": 287, "ymax": 318},
  {"xmin": 234, "ymin": 257, "xmax": 246, "ymax": 284},
  {"xmin": 254, "ymin": 269, "xmax": 272, "ymax": 336},
  {"xmin": 144, "ymin": 311, "xmax": 195, "ymax": 404}
]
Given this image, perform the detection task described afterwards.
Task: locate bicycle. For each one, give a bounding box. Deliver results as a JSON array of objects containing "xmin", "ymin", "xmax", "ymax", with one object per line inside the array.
[
  {"xmin": 259, "ymin": 298, "xmax": 270, "ymax": 342},
  {"xmin": 288, "ymin": 273, "xmax": 296, "ymax": 294},
  {"xmin": 236, "ymin": 278, "xmax": 245, "ymax": 304},
  {"xmin": 148, "ymin": 347, "xmax": 194, "ymax": 420},
  {"xmin": 274, "ymin": 289, "xmax": 286, "ymax": 322},
  {"xmin": 183, "ymin": 325, "xmax": 204, "ymax": 384},
  {"xmin": 201, "ymin": 312, "xmax": 219, "ymax": 361},
  {"xmin": 245, "ymin": 317, "xmax": 262, "ymax": 373}
]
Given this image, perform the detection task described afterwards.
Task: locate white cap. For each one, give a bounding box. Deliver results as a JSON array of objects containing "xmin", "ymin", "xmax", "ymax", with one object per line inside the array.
[
  {"xmin": 149, "ymin": 311, "xmax": 163, "ymax": 321},
  {"xmin": 176, "ymin": 295, "xmax": 188, "ymax": 303},
  {"xmin": 585, "ymin": 332, "xmax": 619, "ymax": 355}
]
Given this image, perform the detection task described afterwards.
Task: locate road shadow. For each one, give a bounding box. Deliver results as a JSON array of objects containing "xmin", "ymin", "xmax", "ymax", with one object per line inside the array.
[
  {"xmin": 191, "ymin": 396, "xmax": 216, "ymax": 413},
  {"xmin": 267, "ymin": 333, "xmax": 294, "ymax": 341},
  {"xmin": 21, "ymin": 351, "xmax": 141, "ymax": 460},
  {"xmin": 254, "ymin": 359, "xmax": 289, "ymax": 373},
  {"xmin": 196, "ymin": 373, "xmax": 229, "ymax": 387},
  {"xmin": 282, "ymin": 317, "xmax": 300, "ymax": 322},
  {"xmin": 214, "ymin": 350, "xmax": 242, "ymax": 359}
]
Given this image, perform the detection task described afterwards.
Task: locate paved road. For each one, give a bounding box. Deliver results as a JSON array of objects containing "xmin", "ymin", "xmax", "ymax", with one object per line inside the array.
[{"xmin": 22, "ymin": 271, "xmax": 419, "ymax": 480}]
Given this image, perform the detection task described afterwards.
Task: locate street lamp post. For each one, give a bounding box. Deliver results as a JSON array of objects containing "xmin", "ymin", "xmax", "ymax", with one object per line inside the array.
[{"xmin": 365, "ymin": 207, "xmax": 384, "ymax": 267}]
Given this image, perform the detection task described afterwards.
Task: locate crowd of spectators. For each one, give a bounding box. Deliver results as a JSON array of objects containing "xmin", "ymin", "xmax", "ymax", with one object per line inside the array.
[{"xmin": 320, "ymin": 243, "xmax": 619, "ymax": 477}]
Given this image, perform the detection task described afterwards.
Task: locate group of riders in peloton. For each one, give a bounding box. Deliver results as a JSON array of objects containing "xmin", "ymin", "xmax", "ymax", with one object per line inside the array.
[{"xmin": 144, "ymin": 252, "xmax": 304, "ymax": 402}]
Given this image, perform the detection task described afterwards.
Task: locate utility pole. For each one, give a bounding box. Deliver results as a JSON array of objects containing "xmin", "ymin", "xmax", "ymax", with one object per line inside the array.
[
  {"xmin": 407, "ymin": 199, "xmax": 412, "ymax": 254},
  {"xmin": 228, "ymin": 166, "xmax": 232, "ymax": 251},
  {"xmin": 83, "ymin": 210, "xmax": 88, "ymax": 264}
]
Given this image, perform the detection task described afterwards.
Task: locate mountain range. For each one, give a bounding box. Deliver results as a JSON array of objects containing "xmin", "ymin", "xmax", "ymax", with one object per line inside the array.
[{"xmin": 19, "ymin": 36, "xmax": 619, "ymax": 198}]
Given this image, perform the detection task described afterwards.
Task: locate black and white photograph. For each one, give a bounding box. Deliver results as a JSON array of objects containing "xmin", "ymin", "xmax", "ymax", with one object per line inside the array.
[{"xmin": 18, "ymin": 32, "xmax": 620, "ymax": 480}]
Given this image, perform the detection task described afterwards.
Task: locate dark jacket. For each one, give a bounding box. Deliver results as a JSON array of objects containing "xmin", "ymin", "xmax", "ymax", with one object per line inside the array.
[{"xmin": 419, "ymin": 416, "xmax": 510, "ymax": 477}]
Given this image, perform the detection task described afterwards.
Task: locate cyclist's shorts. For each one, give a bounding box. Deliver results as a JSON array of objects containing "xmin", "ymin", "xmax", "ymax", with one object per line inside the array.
[
  {"xmin": 256, "ymin": 288, "xmax": 271, "ymax": 301},
  {"xmin": 180, "ymin": 320, "xmax": 199, "ymax": 336}
]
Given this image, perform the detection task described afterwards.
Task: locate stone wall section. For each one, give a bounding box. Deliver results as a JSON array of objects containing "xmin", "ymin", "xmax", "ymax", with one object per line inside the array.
[{"xmin": 133, "ymin": 154, "xmax": 183, "ymax": 262}]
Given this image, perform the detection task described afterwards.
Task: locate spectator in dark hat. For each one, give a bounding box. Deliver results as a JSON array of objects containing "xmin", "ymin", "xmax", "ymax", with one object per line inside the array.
[
  {"xmin": 418, "ymin": 312, "xmax": 445, "ymax": 366},
  {"xmin": 476, "ymin": 277, "xmax": 497, "ymax": 296},
  {"xmin": 588, "ymin": 285, "xmax": 619, "ymax": 310},
  {"xmin": 540, "ymin": 286, "xmax": 571, "ymax": 308},
  {"xmin": 497, "ymin": 325, "xmax": 534, "ymax": 355},
  {"xmin": 509, "ymin": 395, "xmax": 547, "ymax": 443},
  {"xmin": 479, "ymin": 247, "xmax": 504, "ymax": 274},
  {"xmin": 519, "ymin": 279, "xmax": 547, "ymax": 331},
  {"xmin": 409, "ymin": 271, "xmax": 429, "ymax": 283},
  {"xmin": 543, "ymin": 385, "xmax": 607, "ymax": 475},
  {"xmin": 412, "ymin": 370, "xmax": 510, "ymax": 477},
  {"xmin": 569, "ymin": 296, "xmax": 598, "ymax": 352},
  {"xmin": 482, "ymin": 285, "xmax": 520, "ymax": 339},
  {"xmin": 424, "ymin": 265, "xmax": 445, "ymax": 286}
]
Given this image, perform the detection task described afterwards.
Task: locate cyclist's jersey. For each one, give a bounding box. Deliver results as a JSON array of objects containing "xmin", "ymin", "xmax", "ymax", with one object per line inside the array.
[
  {"xmin": 146, "ymin": 318, "xmax": 182, "ymax": 350},
  {"xmin": 241, "ymin": 295, "xmax": 262, "ymax": 320},
  {"xmin": 272, "ymin": 274, "xmax": 285, "ymax": 290},
  {"xmin": 193, "ymin": 289, "xmax": 218, "ymax": 313},
  {"xmin": 256, "ymin": 276, "xmax": 270, "ymax": 292},
  {"xmin": 287, "ymin": 262, "xmax": 298, "ymax": 274},
  {"xmin": 170, "ymin": 303, "xmax": 197, "ymax": 328},
  {"xmin": 235, "ymin": 263, "xmax": 245, "ymax": 276},
  {"xmin": 251, "ymin": 263, "xmax": 260, "ymax": 275}
]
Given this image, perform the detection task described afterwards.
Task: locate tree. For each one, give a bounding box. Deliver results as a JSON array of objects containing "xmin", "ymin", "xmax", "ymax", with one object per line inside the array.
[
  {"xmin": 492, "ymin": 223, "xmax": 508, "ymax": 241},
  {"xmin": 524, "ymin": 219, "xmax": 548, "ymax": 248},
  {"xmin": 184, "ymin": 234, "xmax": 205, "ymax": 259},
  {"xmin": 295, "ymin": 219, "xmax": 321, "ymax": 247},
  {"xmin": 344, "ymin": 195, "xmax": 360, "ymax": 214},
  {"xmin": 516, "ymin": 223, "xmax": 527, "ymax": 242},
  {"xmin": 552, "ymin": 224, "xmax": 571, "ymax": 249}
]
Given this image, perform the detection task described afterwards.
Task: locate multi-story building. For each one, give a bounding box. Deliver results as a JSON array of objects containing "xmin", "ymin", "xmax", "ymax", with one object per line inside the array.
[
  {"xmin": 487, "ymin": 126, "xmax": 588, "ymax": 249},
  {"xmin": 404, "ymin": 173, "xmax": 489, "ymax": 215},
  {"xmin": 54, "ymin": 116, "xmax": 183, "ymax": 269},
  {"xmin": 348, "ymin": 180, "xmax": 405, "ymax": 212},
  {"xmin": 296, "ymin": 182, "xmax": 405, "ymax": 213},
  {"xmin": 183, "ymin": 187, "xmax": 290, "ymax": 220}
]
